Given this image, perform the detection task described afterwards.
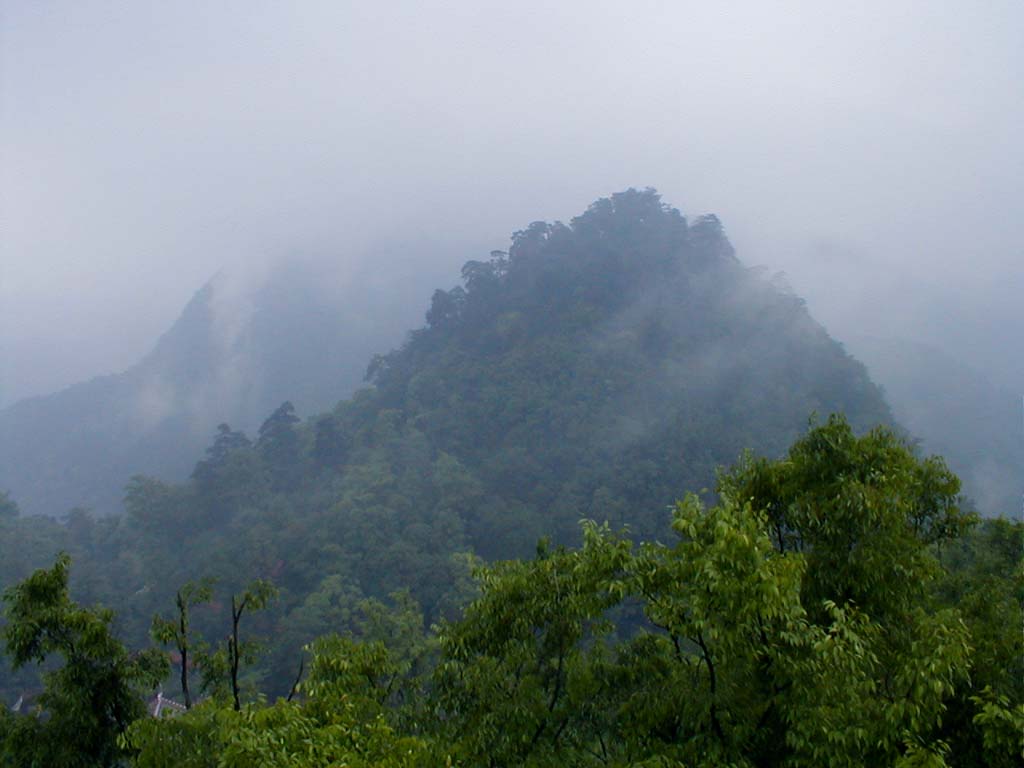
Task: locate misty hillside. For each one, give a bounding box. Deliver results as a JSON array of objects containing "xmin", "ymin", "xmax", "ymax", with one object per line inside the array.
[
  {"xmin": 0, "ymin": 263, "xmax": 424, "ymax": 518},
  {"xmin": 848, "ymin": 336, "xmax": 1023, "ymax": 517},
  {"xmin": 358, "ymin": 190, "xmax": 895, "ymax": 552},
  {"xmin": 3, "ymin": 1, "xmax": 1021, "ymax": 761},
  {"xmin": 0, "ymin": 189, "xmax": 899, "ymax": 690}
]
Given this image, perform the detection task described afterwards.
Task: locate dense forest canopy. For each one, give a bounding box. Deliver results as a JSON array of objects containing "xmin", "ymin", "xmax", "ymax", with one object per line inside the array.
[
  {"xmin": 0, "ymin": 189, "xmax": 1020, "ymax": 764},
  {"xmin": 2, "ymin": 419, "xmax": 1021, "ymax": 766}
]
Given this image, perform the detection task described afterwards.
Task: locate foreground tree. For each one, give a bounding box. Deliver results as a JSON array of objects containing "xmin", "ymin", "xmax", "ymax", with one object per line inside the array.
[
  {"xmin": 624, "ymin": 492, "xmax": 972, "ymax": 766},
  {"xmin": 934, "ymin": 517, "xmax": 1024, "ymax": 767},
  {"xmin": 151, "ymin": 579, "xmax": 215, "ymax": 709},
  {"xmin": 19, "ymin": 416, "xmax": 1021, "ymax": 767},
  {"xmin": 434, "ymin": 527, "xmax": 633, "ymax": 765},
  {"xmin": 0, "ymin": 553, "xmax": 166, "ymax": 767},
  {"xmin": 720, "ymin": 414, "xmax": 970, "ymax": 620},
  {"xmin": 434, "ymin": 417, "xmax": 1008, "ymax": 767},
  {"xmin": 226, "ymin": 580, "xmax": 278, "ymax": 711},
  {"xmin": 125, "ymin": 639, "xmax": 431, "ymax": 768}
]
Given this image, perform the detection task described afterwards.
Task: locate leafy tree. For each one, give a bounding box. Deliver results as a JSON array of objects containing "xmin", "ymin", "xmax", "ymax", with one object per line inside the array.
[
  {"xmin": 256, "ymin": 401, "xmax": 302, "ymax": 492},
  {"xmin": 151, "ymin": 579, "xmax": 215, "ymax": 709},
  {"xmin": 74, "ymin": 417, "xmax": 1024, "ymax": 766},
  {"xmin": 628, "ymin": 492, "xmax": 971, "ymax": 767},
  {"xmin": 193, "ymin": 579, "xmax": 278, "ymax": 711},
  {"xmin": 425, "ymin": 286, "xmax": 465, "ymax": 329},
  {"xmin": 434, "ymin": 525, "xmax": 633, "ymax": 765},
  {"xmin": 720, "ymin": 414, "xmax": 970, "ymax": 621},
  {"xmin": 124, "ymin": 475, "xmax": 194, "ymax": 533},
  {"xmin": 431, "ymin": 417, "xmax": 982, "ymax": 767},
  {"xmin": 125, "ymin": 638, "xmax": 432, "ymax": 768},
  {"xmin": 227, "ymin": 580, "xmax": 277, "ymax": 710},
  {"xmin": 312, "ymin": 414, "xmax": 348, "ymax": 470},
  {"xmin": 935, "ymin": 518, "xmax": 1024, "ymax": 766},
  {"xmin": 1, "ymin": 554, "xmax": 166, "ymax": 767},
  {"xmin": 191, "ymin": 424, "xmax": 266, "ymax": 524},
  {"xmin": 194, "ymin": 423, "xmax": 251, "ymax": 476}
]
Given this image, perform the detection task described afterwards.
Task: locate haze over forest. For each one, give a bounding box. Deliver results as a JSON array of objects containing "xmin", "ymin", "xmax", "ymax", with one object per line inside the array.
[
  {"xmin": 2, "ymin": 0, "xmax": 1022, "ymax": 410},
  {"xmin": 2, "ymin": 5, "xmax": 1023, "ymax": 766},
  {"xmin": 1, "ymin": 186, "xmax": 1020, "ymax": 766}
]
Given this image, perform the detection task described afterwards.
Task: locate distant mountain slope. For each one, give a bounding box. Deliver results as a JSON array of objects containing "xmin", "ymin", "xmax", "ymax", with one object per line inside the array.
[
  {"xmin": 847, "ymin": 336, "xmax": 1023, "ymax": 517},
  {"xmin": 0, "ymin": 261, "xmax": 425, "ymax": 517},
  {"xmin": 0, "ymin": 188, "xmax": 901, "ymax": 698},
  {"xmin": 358, "ymin": 189, "xmax": 895, "ymax": 552}
]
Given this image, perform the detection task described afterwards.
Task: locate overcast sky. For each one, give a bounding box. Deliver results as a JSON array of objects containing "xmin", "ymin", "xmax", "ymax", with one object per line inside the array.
[{"xmin": 2, "ymin": 0, "xmax": 1021, "ymax": 407}]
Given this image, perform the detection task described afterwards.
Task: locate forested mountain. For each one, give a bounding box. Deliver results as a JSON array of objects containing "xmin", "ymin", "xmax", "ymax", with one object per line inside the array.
[
  {"xmin": 2, "ymin": 189, "xmax": 1020, "ymax": 765},
  {"xmin": 359, "ymin": 191, "xmax": 893, "ymax": 553},
  {"xmin": 0, "ymin": 261, "xmax": 425, "ymax": 518},
  {"xmin": 4, "ymin": 420, "xmax": 1020, "ymax": 767},
  {"xmin": 1, "ymin": 187, "xmax": 893, "ymax": 680},
  {"xmin": 848, "ymin": 335, "xmax": 1023, "ymax": 518}
]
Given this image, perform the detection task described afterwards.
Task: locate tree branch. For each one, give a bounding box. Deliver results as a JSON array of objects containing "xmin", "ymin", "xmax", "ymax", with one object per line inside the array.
[
  {"xmin": 286, "ymin": 656, "xmax": 305, "ymax": 703},
  {"xmin": 695, "ymin": 631, "xmax": 725, "ymax": 742}
]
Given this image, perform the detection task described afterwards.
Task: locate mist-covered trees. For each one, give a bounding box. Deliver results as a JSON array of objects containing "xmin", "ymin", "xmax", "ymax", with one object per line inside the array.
[
  {"xmin": 191, "ymin": 423, "xmax": 266, "ymax": 524},
  {"xmin": 112, "ymin": 419, "xmax": 1024, "ymax": 765},
  {"xmin": 363, "ymin": 188, "xmax": 892, "ymax": 557},
  {"xmin": 0, "ymin": 190, "xmax": 1018, "ymax": 764},
  {"xmin": 257, "ymin": 402, "xmax": 302, "ymax": 492}
]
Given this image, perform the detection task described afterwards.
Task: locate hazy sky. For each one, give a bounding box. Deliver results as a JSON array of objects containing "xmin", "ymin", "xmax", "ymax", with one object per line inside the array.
[{"xmin": 2, "ymin": 0, "xmax": 1022, "ymax": 407}]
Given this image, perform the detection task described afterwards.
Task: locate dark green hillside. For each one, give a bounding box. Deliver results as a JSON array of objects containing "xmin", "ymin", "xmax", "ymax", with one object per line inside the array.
[
  {"xmin": 0, "ymin": 189, "xmax": 894, "ymax": 703},
  {"xmin": 360, "ymin": 189, "xmax": 892, "ymax": 552},
  {"xmin": 6, "ymin": 419, "xmax": 1019, "ymax": 767}
]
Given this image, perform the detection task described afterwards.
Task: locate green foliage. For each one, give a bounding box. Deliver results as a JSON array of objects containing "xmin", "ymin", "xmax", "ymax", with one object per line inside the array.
[
  {"xmin": 257, "ymin": 401, "xmax": 302, "ymax": 492},
  {"xmin": 219, "ymin": 580, "xmax": 278, "ymax": 710},
  {"xmin": 121, "ymin": 701, "xmax": 222, "ymax": 768},
  {"xmin": 126, "ymin": 634, "xmax": 433, "ymax": 768},
  {"xmin": 431, "ymin": 418, "xmax": 979, "ymax": 767},
  {"xmin": 969, "ymin": 688, "xmax": 1024, "ymax": 765},
  {"xmin": 312, "ymin": 414, "xmax": 348, "ymax": 470},
  {"xmin": 2, "ymin": 553, "xmax": 167, "ymax": 767},
  {"xmin": 627, "ymin": 493, "xmax": 812, "ymax": 765},
  {"xmin": 934, "ymin": 518, "xmax": 1024, "ymax": 766},
  {"xmin": 3, "ymin": 191, "xmax": 896, "ymax": 709},
  {"xmin": 7, "ymin": 419, "xmax": 1016, "ymax": 767},
  {"xmin": 4, "ymin": 191, "xmax": 1017, "ymax": 764},
  {"xmin": 191, "ymin": 423, "xmax": 267, "ymax": 525},
  {"xmin": 125, "ymin": 474, "xmax": 196, "ymax": 535},
  {"xmin": 720, "ymin": 415, "xmax": 970, "ymax": 620},
  {"xmin": 151, "ymin": 578, "xmax": 215, "ymax": 709},
  {"xmin": 435, "ymin": 522, "xmax": 632, "ymax": 765}
]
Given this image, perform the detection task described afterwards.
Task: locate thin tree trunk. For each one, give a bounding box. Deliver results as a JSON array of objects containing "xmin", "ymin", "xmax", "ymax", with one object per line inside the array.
[{"xmin": 177, "ymin": 591, "xmax": 192, "ymax": 709}]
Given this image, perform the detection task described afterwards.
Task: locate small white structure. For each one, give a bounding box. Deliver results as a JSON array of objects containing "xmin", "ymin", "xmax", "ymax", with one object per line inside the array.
[{"xmin": 149, "ymin": 690, "xmax": 188, "ymax": 718}]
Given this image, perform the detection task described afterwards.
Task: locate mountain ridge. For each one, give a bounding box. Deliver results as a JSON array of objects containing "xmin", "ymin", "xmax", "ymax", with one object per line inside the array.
[
  {"xmin": 0, "ymin": 188, "xmax": 939, "ymax": 705},
  {"xmin": 0, "ymin": 263, "xmax": 421, "ymax": 517}
]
